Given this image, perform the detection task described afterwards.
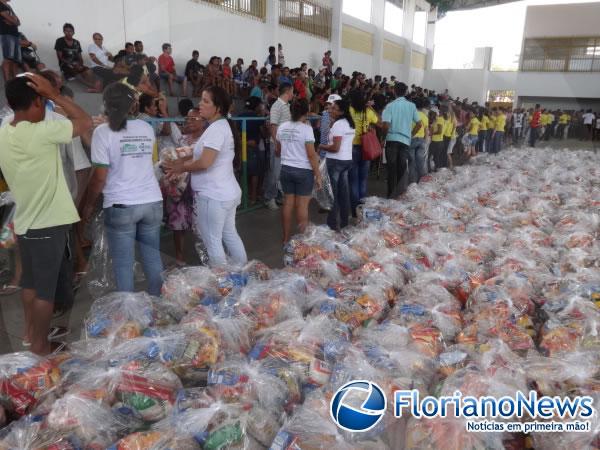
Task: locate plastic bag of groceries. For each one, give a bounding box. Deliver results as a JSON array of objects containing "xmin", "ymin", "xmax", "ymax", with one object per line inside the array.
[
  {"xmin": 87, "ymin": 211, "xmax": 116, "ymax": 298},
  {"xmin": 0, "ymin": 416, "xmax": 83, "ymax": 450},
  {"xmin": 248, "ymin": 316, "xmax": 351, "ymax": 390},
  {"xmin": 283, "ymin": 225, "xmax": 340, "ymax": 266},
  {"xmin": 157, "ymin": 146, "xmax": 192, "ymax": 202},
  {"xmin": 45, "ymin": 391, "xmax": 142, "ymax": 448},
  {"xmin": 0, "ymin": 191, "xmax": 16, "ymax": 249},
  {"xmin": 0, "ymin": 352, "xmax": 66, "ymax": 419},
  {"xmin": 110, "ymin": 401, "xmax": 263, "ymax": 450},
  {"xmin": 312, "ymin": 158, "xmax": 334, "ymax": 210},
  {"xmin": 161, "ymin": 266, "xmax": 220, "ymax": 312},
  {"xmin": 83, "ymin": 292, "xmax": 155, "ymax": 348}
]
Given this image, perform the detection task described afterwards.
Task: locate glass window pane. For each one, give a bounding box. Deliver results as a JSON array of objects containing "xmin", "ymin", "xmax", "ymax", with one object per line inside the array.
[
  {"xmin": 413, "ymin": 10, "xmax": 427, "ymax": 47},
  {"xmin": 343, "ymin": 0, "xmax": 372, "ymax": 23},
  {"xmin": 384, "ymin": 1, "xmax": 403, "ymax": 36}
]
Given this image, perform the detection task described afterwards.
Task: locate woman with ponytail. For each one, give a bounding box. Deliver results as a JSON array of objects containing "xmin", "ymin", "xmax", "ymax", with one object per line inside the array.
[
  {"xmin": 164, "ymin": 86, "xmax": 247, "ymax": 267},
  {"xmin": 83, "ymin": 82, "xmax": 164, "ymax": 295}
]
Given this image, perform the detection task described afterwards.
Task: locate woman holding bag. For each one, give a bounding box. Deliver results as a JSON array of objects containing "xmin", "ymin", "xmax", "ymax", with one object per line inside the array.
[
  {"xmin": 349, "ymin": 90, "xmax": 379, "ymax": 219},
  {"xmin": 319, "ymin": 99, "xmax": 355, "ymax": 231}
]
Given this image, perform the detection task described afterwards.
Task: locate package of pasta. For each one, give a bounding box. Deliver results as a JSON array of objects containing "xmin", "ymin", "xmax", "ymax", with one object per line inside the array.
[
  {"xmin": 0, "ymin": 352, "xmax": 62, "ymax": 419},
  {"xmin": 160, "ymin": 266, "xmax": 220, "ymax": 312},
  {"xmin": 83, "ymin": 292, "xmax": 155, "ymax": 347}
]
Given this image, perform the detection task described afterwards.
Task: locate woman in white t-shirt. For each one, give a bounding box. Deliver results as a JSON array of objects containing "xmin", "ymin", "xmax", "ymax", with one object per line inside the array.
[
  {"xmin": 164, "ymin": 86, "xmax": 247, "ymax": 267},
  {"xmin": 319, "ymin": 99, "xmax": 355, "ymax": 231},
  {"xmin": 276, "ymin": 99, "xmax": 321, "ymax": 244},
  {"xmin": 83, "ymin": 83, "xmax": 164, "ymax": 296}
]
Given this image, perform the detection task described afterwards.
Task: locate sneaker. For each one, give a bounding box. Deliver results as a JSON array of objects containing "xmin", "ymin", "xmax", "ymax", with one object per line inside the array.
[
  {"xmin": 48, "ymin": 326, "xmax": 70, "ymax": 341},
  {"xmin": 265, "ymin": 199, "xmax": 279, "ymax": 211},
  {"xmin": 50, "ymin": 341, "xmax": 68, "ymax": 355}
]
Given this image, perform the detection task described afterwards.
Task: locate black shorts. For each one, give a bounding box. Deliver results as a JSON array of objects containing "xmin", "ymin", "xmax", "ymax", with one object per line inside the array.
[
  {"xmin": 18, "ymin": 225, "xmax": 73, "ymax": 304},
  {"xmin": 0, "ymin": 34, "xmax": 21, "ymax": 63},
  {"xmin": 280, "ymin": 165, "xmax": 314, "ymax": 196}
]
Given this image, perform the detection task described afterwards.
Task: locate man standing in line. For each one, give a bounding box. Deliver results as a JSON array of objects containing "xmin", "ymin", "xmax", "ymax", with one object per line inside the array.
[
  {"xmin": 264, "ymin": 82, "xmax": 293, "ymax": 211},
  {"xmin": 382, "ymin": 82, "xmax": 422, "ymax": 199},
  {"xmin": 0, "ymin": 73, "xmax": 92, "ymax": 355},
  {"xmin": 529, "ymin": 104, "xmax": 542, "ymax": 148}
]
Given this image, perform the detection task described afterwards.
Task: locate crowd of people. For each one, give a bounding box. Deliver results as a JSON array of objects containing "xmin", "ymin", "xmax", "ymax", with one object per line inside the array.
[{"xmin": 0, "ymin": 2, "xmax": 597, "ymax": 357}]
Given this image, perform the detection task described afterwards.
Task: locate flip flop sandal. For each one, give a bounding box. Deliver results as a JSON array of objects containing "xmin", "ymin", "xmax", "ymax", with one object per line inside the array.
[
  {"xmin": 48, "ymin": 326, "xmax": 70, "ymax": 341},
  {"xmin": 50, "ymin": 341, "xmax": 68, "ymax": 354},
  {"xmin": 0, "ymin": 284, "xmax": 21, "ymax": 296}
]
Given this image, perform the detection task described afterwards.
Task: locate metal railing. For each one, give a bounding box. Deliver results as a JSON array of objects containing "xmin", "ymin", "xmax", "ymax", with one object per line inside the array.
[
  {"xmin": 193, "ymin": 0, "xmax": 267, "ymax": 21},
  {"xmin": 144, "ymin": 116, "xmax": 321, "ymax": 214},
  {"xmin": 279, "ymin": 0, "xmax": 332, "ymax": 40},
  {"xmin": 521, "ymin": 37, "xmax": 600, "ymax": 73}
]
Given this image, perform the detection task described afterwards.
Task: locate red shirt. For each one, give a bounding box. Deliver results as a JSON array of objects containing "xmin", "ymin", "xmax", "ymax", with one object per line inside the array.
[
  {"xmin": 158, "ymin": 54, "xmax": 175, "ymax": 74},
  {"xmin": 294, "ymin": 78, "xmax": 306, "ymax": 99},
  {"xmin": 531, "ymin": 111, "xmax": 541, "ymax": 128},
  {"xmin": 222, "ymin": 65, "xmax": 232, "ymax": 79}
]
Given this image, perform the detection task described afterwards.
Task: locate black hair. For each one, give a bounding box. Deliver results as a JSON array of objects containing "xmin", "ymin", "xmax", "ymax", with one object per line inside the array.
[
  {"xmin": 209, "ymin": 56, "xmax": 219, "ymax": 65},
  {"xmin": 63, "ymin": 23, "xmax": 74, "ymax": 32},
  {"xmin": 349, "ymin": 89, "xmax": 367, "ymax": 113},
  {"xmin": 162, "ymin": 43, "xmax": 171, "ymax": 51},
  {"xmin": 138, "ymin": 93, "xmax": 155, "ymax": 115},
  {"xmin": 127, "ymin": 65, "xmax": 145, "ymax": 87},
  {"xmin": 290, "ymin": 99, "xmax": 309, "ymax": 122},
  {"xmin": 192, "ymin": 50, "xmax": 199, "ymax": 57},
  {"xmin": 244, "ymin": 96, "xmax": 262, "ymax": 111},
  {"xmin": 178, "ymin": 98, "xmax": 194, "ymax": 117},
  {"xmin": 104, "ymin": 83, "xmax": 136, "ymax": 132},
  {"xmin": 269, "ymin": 46, "xmax": 276, "ymax": 53},
  {"xmin": 279, "ymin": 82, "xmax": 293, "ymax": 96},
  {"xmin": 5, "ymin": 77, "xmax": 40, "ymax": 112},
  {"xmin": 395, "ymin": 82, "xmax": 408, "ymax": 97},
  {"xmin": 224, "ymin": 57, "xmax": 231, "ymax": 62},
  {"xmin": 134, "ymin": 40, "xmax": 142, "ymax": 46},
  {"xmin": 125, "ymin": 42, "xmax": 134, "ymax": 48},
  {"xmin": 333, "ymin": 99, "xmax": 355, "ymax": 129},
  {"xmin": 203, "ymin": 85, "xmax": 241, "ymax": 164}
]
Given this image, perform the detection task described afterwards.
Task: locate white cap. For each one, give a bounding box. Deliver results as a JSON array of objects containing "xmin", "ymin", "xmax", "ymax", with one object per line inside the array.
[{"xmin": 326, "ymin": 94, "xmax": 342, "ymax": 104}]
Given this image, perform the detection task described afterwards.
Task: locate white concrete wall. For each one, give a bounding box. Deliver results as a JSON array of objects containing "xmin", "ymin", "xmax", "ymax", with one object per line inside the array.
[
  {"xmin": 11, "ymin": 0, "xmax": 428, "ymax": 81},
  {"xmin": 423, "ymin": 69, "xmax": 488, "ymax": 103},
  {"xmin": 524, "ymin": 2, "xmax": 600, "ymax": 38},
  {"xmin": 381, "ymin": 60, "xmax": 405, "ymax": 79}
]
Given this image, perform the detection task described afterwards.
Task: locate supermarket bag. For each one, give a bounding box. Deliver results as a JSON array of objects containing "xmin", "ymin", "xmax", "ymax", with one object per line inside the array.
[{"xmin": 312, "ymin": 158, "xmax": 334, "ymax": 210}]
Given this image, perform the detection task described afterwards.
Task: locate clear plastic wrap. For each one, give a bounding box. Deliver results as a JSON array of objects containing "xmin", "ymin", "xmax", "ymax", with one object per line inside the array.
[
  {"xmin": 0, "ymin": 192, "xmax": 16, "ymax": 249},
  {"xmin": 87, "ymin": 211, "xmax": 116, "ymax": 298},
  {"xmin": 312, "ymin": 158, "xmax": 334, "ymax": 210}
]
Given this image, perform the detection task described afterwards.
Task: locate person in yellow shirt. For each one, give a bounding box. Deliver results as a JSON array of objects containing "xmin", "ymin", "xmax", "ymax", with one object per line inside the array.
[
  {"xmin": 349, "ymin": 90, "xmax": 379, "ymax": 216},
  {"xmin": 491, "ymin": 108, "xmax": 506, "ymax": 153},
  {"xmin": 479, "ymin": 109, "xmax": 489, "ymax": 153},
  {"xmin": 410, "ymin": 97, "xmax": 430, "ymax": 183},
  {"xmin": 430, "ymin": 106, "xmax": 446, "ymax": 171},
  {"xmin": 444, "ymin": 105, "xmax": 458, "ymax": 169},
  {"xmin": 555, "ymin": 110, "xmax": 569, "ymax": 140},
  {"xmin": 466, "ymin": 111, "xmax": 480, "ymax": 157},
  {"xmin": 486, "ymin": 109, "xmax": 496, "ymax": 152}
]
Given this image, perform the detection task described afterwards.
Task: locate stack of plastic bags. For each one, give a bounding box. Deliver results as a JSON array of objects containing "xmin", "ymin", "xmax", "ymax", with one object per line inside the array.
[{"xmin": 2, "ymin": 148, "xmax": 600, "ymax": 449}]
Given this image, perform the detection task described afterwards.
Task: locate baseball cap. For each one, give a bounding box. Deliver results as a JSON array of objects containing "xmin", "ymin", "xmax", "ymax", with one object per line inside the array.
[{"xmin": 326, "ymin": 94, "xmax": 342, "ymax": 104}]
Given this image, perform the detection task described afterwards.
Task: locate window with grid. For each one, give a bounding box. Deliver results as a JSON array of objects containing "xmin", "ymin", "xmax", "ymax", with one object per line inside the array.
[
  {"xmin": 521, "ymin": 37, "xmax": 600, "ymax": 72},
  {"xmin": 195, "ymin": 0, "xmax": 266, "ymax": 21},
  {"xmin": 279, "ymin": 0, "xmax": 332, "ymax": 40}
]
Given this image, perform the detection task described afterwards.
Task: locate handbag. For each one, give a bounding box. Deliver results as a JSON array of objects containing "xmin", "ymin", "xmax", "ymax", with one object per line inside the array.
[{"xmin": 361, "ymin": 110, "xmax": 382, "ymax": 161}]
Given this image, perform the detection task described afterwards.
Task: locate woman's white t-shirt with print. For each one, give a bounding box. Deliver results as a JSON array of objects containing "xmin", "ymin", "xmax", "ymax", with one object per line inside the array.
[
  {"xmin": 326, "ymin": 118, "xmax": 355, "ymax": 161},
  {"xmin": 277, "ymin": 121, "xmax": 315, "ymax": 170},
  {"xmin": 91, "ymin": 119, "xmax": 163, "ymax": 208},
  {"xmin": 191, "ymin": 118, "xmax": 241, "ymax": 202}
]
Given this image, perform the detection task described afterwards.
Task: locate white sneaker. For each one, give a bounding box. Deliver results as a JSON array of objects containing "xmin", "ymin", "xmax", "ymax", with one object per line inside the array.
[{"xmin": 265, "ymin": 199, "xmax": 279, "ymax": 211}]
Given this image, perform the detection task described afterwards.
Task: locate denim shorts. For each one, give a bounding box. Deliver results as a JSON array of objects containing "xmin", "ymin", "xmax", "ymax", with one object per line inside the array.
[
  {"xmin": 0, "ymin": 34, "xmax": 21, "ymax": 63},
  {"xmin": 280, "ymin": 165, "xmax": 314, "ymax": 196}
]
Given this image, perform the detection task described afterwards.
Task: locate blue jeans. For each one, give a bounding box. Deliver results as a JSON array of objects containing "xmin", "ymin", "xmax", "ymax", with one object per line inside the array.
[
  {"xmin": 194, "ymin": 194, "xmax": 247, "ymax": 267},
  {"xmin": 349, "ymin": 145, "xmax": 370, "ymax": 216},
  {"xmin": 326, "ymin": 159, "xmax": 353, "ymax": 230},
  {"xmin": 477, "ymin": 130, "xmax": 486, "ymax": 153},
  {"xmin": 264, "ymin": 145, "xmax": 281, "ymax": 201},
  {"xmin": 410, "ymin": 138, "xmax": 427, "ymax": 183},
  {"xmin": 104, "ymin": 201, "xmax": 164, "ymax": 296},
  {"xmin": 492, "ymin": 131, "xmax": 505, "ymax": 153}
]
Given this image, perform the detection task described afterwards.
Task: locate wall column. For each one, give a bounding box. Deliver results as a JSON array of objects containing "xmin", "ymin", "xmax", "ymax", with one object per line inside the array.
[
  {"xmin": 330, "ymin": 0, "xmax": 343, "ymax": 69},
  {"xmin": 371, "ymin": 0, "xmax": 385, "ymax": 76}
]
